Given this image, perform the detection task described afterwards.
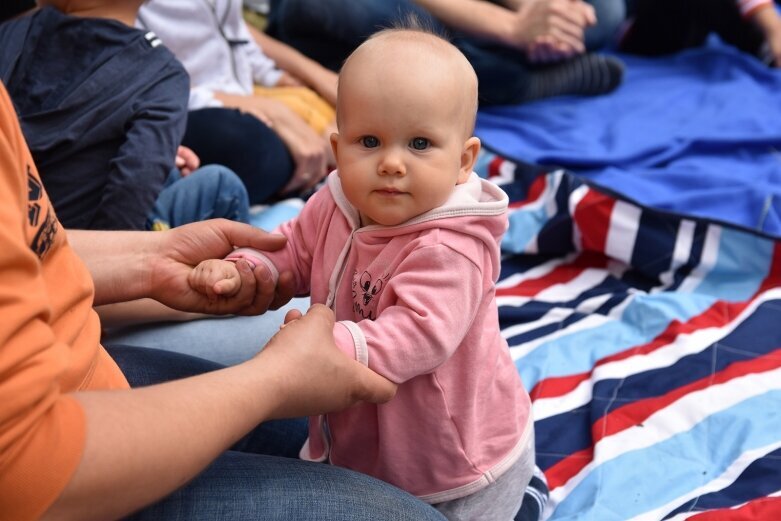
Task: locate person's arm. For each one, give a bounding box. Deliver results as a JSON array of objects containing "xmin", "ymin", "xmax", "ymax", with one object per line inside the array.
[
  {"xmin": 247, "ymin": 24, "xmax": 338, "ymax": 106},
  {"xmin": 213, "ymin": 92, "xmax": 330, "ymax": 193},
  {"xmin": 43, "ymin": 304, "xmax": 397, "ymax": 521},
  {"xmin": 67, "ymin": 219, "xmax": 295, "ymax": 315},
  {"xmin": 90, "ymin": 61, "xmax": 189, "ymax": 230},
  {"xmin": 95, "ymin": 299, "xmax": 207, "ymax": 329},
  {"xmin": 414, "ymin": 0, "xmax": 594, "ymax": 56},
  {"xmin": 334, "ymin": 245, "xmax": 485, "ymax": 383},
  {"xmin": 748, "ymin": 3, "xmax": 781, "ymax": 66}
]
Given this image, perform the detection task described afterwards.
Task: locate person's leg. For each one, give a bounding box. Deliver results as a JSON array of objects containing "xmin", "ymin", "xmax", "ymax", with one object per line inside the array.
[
  {"xmin": 702, "ymin": 0, "xmax": 765, "ymax": 56},
  {"xmin": 584, "ymin": 0, "xmax": 627, "ymax": 50},
  {"xmin": 621, "ymin": 0, "xmax": 765, "ymax": 57},
  {"xmin": 183, "ymin": 108, "xmax": 294, "ymax": 205},
  {"xmin": 125, "ymin": 451, "xmax": 447, "ymax": 521},
  {"xmin": 106, "ymin": 345, "xmax": 447, "ymax": 521},
  {"xmin": 619, "ymin": 0, "xmax": 713, "ymax": 55},
  {"xmin": 433, "ymin": 430, "xmax": 535, "ymax": 521},
  {"xmin": 267, "ymin": 0, "xmax": 439, "ymax": 71},
  {"xmin": 515, "ymin": 466, "xmax": 550, "ymax": 521},
  {"xmin": 105, "ymin": 344, "xmax": 308, "ymax": 457},
  {"xmin": 101, "ymin": 298, "xmax": 310, "ymax": 367},
  {"xmin": 147, "ymin": 164, "xmax": 250, "ymax": 230},
  {"xmin": 458, "ymin": 39, "xmax": 623, "ymax": 105}
]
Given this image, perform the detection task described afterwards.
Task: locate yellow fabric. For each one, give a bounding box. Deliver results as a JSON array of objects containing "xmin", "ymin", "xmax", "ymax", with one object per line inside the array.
[
  {"xmin": 254, "ymin": 85, "xmax": 336, "ymax": 136},
  {"xmin": 0, "ymin": 82, "xmax": 128, "ymax": 520}
]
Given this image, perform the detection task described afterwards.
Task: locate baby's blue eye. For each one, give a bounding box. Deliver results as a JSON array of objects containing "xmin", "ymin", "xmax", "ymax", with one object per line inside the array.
[
  {"xmin": 410, "ymin": 137, "xmax": 429, "ymax": 150},
  {"xmin": 361, "ymin": 136, "xmax": 379, "ymax": 148}
]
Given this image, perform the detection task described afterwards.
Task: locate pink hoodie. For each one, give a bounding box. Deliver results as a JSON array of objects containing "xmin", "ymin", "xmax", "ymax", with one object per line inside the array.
[{"xmin": 230, "ymin": 171, "xmax": 532, "ymax": 503}]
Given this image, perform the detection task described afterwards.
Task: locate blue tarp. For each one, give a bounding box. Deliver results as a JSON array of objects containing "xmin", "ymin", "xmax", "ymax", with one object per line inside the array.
[{"xmin": 476, "ymin": 38, "xmax": 781, "ymax": 236}]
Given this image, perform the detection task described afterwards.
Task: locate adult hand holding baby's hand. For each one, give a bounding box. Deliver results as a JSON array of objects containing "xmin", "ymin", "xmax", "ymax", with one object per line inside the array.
[
  {"xmin": 148, "ymin": 219, "xmax": 296, "ymax": 315},
  {"xmin": 253, "ymin": 304, "xmax": 397, "ymax": 419}
]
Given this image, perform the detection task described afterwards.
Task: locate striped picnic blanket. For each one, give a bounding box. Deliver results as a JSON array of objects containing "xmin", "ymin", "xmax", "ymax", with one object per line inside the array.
[{"xmin": 476, "ymin": 151, "xmax": 781, "ymax": 520}]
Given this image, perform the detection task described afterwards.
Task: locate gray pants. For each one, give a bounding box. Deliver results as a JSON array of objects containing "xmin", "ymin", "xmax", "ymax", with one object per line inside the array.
[{"xmin": 434, "ymin": 432, "xmax": 535, "ymax": 521}]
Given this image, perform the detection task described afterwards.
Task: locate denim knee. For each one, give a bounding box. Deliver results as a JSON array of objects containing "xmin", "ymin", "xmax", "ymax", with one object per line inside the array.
[{"xmin": 585, "ymin": 0, "xmax": 627, "ymax": 50}]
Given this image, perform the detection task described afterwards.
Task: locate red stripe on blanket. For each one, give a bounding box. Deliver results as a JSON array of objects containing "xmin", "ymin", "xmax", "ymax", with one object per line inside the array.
[
  {"xmin": 531, "ymin": 242, "xmax": 781, "ymax": 400},
  {"xmin": 488, "ymin": 156, "xmax": 504, "ymax": 178},
  {"xmin": 497, "ymin": 252, "xmax": 608, "ymax": 298},
  {"xmin": 509, "ymin": 174, "xmax": 547, "ymax": 210},
  {"xmin": 544, "ymin": 348, "xmax": 781, "ymax": 491},
  {"xmin": 574, "ymin": 189, "xmax": 615, "ymax": 253},
  {"xmin": 686, "ymin": 496, "xmax": 781, "ymax": 520},
  {"xmin": 545, "ymin": 447, "xmax": 593, "ymax": 490}
]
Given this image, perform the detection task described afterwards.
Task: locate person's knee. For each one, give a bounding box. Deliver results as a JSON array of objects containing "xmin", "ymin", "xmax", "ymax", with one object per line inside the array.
[
  {"xmin": 585, "ymin": 0, "xmax": 627, "ymax": 50},
  {"xmin": 190, "ymin": 165, "xmax": 251, "ymax": 223}
]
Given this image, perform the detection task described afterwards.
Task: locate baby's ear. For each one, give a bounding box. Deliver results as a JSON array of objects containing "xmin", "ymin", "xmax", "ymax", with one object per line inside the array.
[
  {"xmin": 458, "ymin": 137, "xmax": 481, "ymax": 184},
  {"xmin": 330, "ymin": 133, "xmax": 340, "ymax": 162}
]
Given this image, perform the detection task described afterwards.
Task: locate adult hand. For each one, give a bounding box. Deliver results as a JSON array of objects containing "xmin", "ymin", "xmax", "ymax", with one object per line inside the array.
[
  {"xmin": 509, "ymin": 0, "xmax": 595, "ymax": 62},
  {"xmin": 147, "ymin": 219, "xmax": 296, "ymax": 315},
  {"xmin": 251, "ymin": 98, "xmax": 330, "ymax": 195},
  {"xmin": 175, "ymin": 145, "xmax": 201, "ymax": 176},
  {"xmin": 254, "ymin": 304, "xmax": 397, "ymax": 419}
]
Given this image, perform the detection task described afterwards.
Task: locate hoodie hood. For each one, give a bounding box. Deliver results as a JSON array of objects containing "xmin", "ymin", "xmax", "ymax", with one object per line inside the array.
[{"xmin": 327, "ymin": 170, "xmax": 509, "ymax": 280}]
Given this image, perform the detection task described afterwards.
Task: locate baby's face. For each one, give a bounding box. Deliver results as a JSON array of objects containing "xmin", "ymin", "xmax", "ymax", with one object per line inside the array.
[{"xmin": 332, "ymin": 34, "xmax": 478, "ymax": 227}]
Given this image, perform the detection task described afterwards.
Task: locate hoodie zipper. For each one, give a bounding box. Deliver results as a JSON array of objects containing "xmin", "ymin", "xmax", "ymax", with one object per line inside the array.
[{"xmin": 325, "ymin": 228, "xmax": 356, "ymax": 308}]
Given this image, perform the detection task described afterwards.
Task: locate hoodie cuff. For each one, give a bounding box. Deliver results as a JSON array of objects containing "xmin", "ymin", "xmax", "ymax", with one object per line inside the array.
[
  {"xmin": 225, "ymin": 248, "xmax": 279, "ymax": 283},
  {"xmin": 334, "ymin": 321, "xmax": 368, "ymax": 366}
]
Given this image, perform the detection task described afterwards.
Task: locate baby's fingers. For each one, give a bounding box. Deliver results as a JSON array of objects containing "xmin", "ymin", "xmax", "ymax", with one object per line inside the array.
[{"xmin": 213, "ymin": 276, "xmax": 241, "ymax": 297}]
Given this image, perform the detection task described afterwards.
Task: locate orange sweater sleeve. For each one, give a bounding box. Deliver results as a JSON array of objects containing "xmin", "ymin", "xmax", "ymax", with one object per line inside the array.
[{"xmin": 0, "ymin": 83, "xmax": 127, "ymax": 520}]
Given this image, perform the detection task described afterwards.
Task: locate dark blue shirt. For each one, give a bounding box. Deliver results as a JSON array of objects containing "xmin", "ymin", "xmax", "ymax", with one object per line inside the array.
[{"xmin": 0, "ymin": 7, "xmax": 189, "ymax": 230}]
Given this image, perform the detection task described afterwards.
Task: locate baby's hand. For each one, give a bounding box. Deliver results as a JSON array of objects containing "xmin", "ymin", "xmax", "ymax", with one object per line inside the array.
[{"xmin": 189, "ymin": 259, "xmax": 243, "ymax": 300}]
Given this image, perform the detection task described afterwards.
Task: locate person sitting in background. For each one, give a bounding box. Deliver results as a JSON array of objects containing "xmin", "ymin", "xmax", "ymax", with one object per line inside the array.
[
  {"xmin": 0, "ymin": 0, "xmax": 249, "ymax": 231},
  {"xmin": 0, "ymin": 0, "xmax": 34, "ymax": 21},
  {"xmin": 147, "ymin": 146, "xmax": 250, "ymax": 231},
  {"xmin": 266, "ymin": 0, "xmax": 627, "ymax": 106},
  {"xmin": 137, "ymin": 0, "xmax": 338, "ymax": 204},
  {"xmin": 619, "ymin": 0, "xmax": 781, "ymax": 67}
]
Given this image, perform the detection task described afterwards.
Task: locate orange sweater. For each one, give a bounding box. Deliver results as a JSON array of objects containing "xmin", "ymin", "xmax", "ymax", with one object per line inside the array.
[{"xmin": 0, "ymin": 83, "xmax": 128, "ymax": 520}]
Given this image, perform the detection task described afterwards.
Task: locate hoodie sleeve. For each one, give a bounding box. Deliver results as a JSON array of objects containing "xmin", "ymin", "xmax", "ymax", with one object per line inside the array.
[
  {"xmin": 333, "ymin": 243, "xmax": 485, "ymax": 383},
  {"xmin": 90, "ymin": 58, "xmax": 189, "ymax": 230},
  {"xmin": 226, "ymin": 186, "xmax": 335, "ymax": 296}
]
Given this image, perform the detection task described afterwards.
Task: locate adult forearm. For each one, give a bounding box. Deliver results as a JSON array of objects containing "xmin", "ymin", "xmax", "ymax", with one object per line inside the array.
[
  {"xmin": 96, "ymin": 299, "xmax": 207, "ymax": 329},
  {"xmin": 43, "ymin": 358, "xmax": 278, "ymax": 521},
  {"xmin": 413, "ymin": 0, "xmax": 516, "ymax": 45},
  {"xmin": 42, "ymin": 305, "xmax": 396, "ymax": 521},
  {"xmin": 250, "ymin": 26, "xmax": 338, "ymax": 105},
  {"xmin": 67, "ymin": 229, "xmax": 158, "ymax": 305}
]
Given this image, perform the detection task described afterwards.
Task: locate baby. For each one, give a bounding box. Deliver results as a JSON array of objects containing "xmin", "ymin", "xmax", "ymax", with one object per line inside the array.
[{"xmin": 190, "ymin": 27, "xmax": 534, "ymax": 521}]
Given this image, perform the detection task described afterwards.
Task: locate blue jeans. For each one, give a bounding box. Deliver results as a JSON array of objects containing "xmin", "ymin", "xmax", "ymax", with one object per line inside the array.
[
  {"xmin": 620, "ymin": 0, "xmax": 765, "ymax": 57},
  {"xmin": 147, "ymin": 164, "xmax": 250, "ymax": 230},
  {"xmin": 101, "ymin": 298, "xmax": 311, "ymax": 366},
  {"xmin": 267, "ymin": 0, "xmax": 625, "ymax": 105},
  {"xmin": 106, "ymin": 345, "xmax": 447, "ymax": 521},
  {"xmin": 585, "ymin": 0, "xmax": 626, "ymax": 50},
  {"xmin": 183, "ymin": 108, "xmax": 295, "ymax": 205}
]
